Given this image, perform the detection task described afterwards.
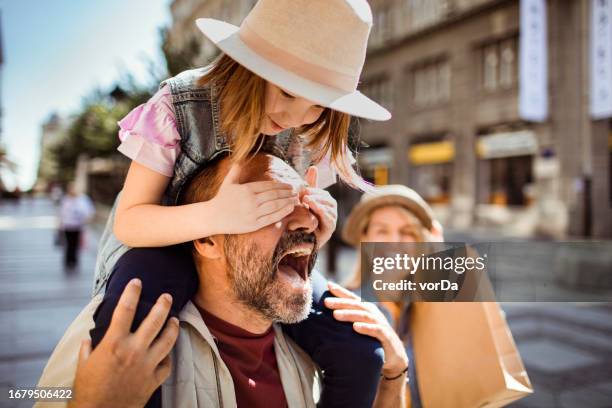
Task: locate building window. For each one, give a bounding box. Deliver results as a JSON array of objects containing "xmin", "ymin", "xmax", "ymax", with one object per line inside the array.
[
  {"xmin": 609, "ymin": 134, "xmax": 612, "ymax": 206},
  {"xmin": 408, "ymin": 137, "xmax": 454, "ymax": 204},
  {"xmin": 483, "ymin": 44, "xmax": 498, "ymax": 91},
  {"xmin": 412, "ymin": 163, "xmax": 452, "ymax": 204},
  {"xmin": 499, "ymin": 38, "xmax": 516, "ymax": 88},
  {"xmin": 358, "ymin": 145, "xmax": 394, "ymax": 186},
  {"xmin": 438, "ymin": 62, "xmax": 451, "ymax": 101},
  {"xmin": 476, "ymin": 129, "xmax": 537, "ymax": 207},
  {"xmin": 408, "ymin": 0, "xmax": 449, "ymax": 30},
  {"xmin": 373, "ymin": 4, "xmax": 394, "ymax": 45},
  {"xmin": 411, "ymin": 59, "xmax": 451, "ymax": 107},
  {"xmin": 362, "ymin": 76, "xmax": 394, "ymax": 111},
  {"xmin": 608, "ymin": 149, "xmax": 612, "ymax": 207},
  {"xmin": 480, "ymin": 36, "xmax": 518, "ymax": 92},
  {"xmin": 487, "ymin": 156, "xmax": 534, "ymax": 206}
]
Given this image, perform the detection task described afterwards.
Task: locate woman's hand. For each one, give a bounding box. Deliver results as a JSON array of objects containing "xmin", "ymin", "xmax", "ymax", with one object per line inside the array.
[
  {"xmin": 209, "ymin": 164, "xmax": 300, "ymax": 234},
  {"xmin": 302, "ymin": 166, "xmax": 338, "ymax": 249},
  {"xmin": 324, "ymin": 281, "xmax": 409, "ymax": 378},
  {"xmin": 69, "ymin": 279, "xmax": 179, "ymax": 408}
]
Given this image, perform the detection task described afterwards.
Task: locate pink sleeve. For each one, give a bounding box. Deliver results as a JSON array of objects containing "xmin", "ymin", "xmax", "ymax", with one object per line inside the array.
[{"xmin": 116, "ymin": 86, "xmax": 181, "ymax": 177}]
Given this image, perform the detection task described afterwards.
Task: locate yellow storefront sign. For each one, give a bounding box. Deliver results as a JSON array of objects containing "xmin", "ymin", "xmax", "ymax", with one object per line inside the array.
[
  {"xmin": 408, "ymin": 141, "xmax": 455, "ymax": 165},
  {"xmin": 374, "ymin": 165, "xmax": 389, "ymax": 185}
]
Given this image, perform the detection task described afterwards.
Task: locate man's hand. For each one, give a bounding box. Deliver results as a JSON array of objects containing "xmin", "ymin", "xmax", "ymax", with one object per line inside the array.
[
  {"xmin": 69, "ymin": 279, "xmax": 179, "ymax": 408},
  {"xmin": 302, "ymin": 166, "xmax": 337, "ymax": 249}
]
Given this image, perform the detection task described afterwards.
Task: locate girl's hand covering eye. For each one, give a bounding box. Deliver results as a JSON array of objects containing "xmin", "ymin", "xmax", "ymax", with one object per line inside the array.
[
  {"xmin": 303, "ymin": 166, "xmax": 338, "ymax": 249},
  {"xmin": 209, "ymin": 164, "xmax": 299, "ymax": 234}
]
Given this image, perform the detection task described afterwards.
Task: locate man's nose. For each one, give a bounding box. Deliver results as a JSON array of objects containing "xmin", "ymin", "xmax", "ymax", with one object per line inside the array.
[{"xmin": 285, "ymin": 202, "xmax": 318, "ymax": 234}]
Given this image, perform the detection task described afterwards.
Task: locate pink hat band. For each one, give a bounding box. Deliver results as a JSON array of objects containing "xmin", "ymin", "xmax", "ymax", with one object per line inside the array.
[{"xmin": 239, "ymin": 22, "xmax": 359, "ymax": 93}]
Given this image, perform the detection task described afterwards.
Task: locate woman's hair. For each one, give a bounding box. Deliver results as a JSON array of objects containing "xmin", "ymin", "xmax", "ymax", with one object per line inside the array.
[{"xmin": 197, "ymin": 53, "xmax": 372, "ymax": 191}]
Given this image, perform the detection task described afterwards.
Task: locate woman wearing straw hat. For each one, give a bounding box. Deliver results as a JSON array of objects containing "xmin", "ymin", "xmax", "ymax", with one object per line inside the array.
[
  {"xmin": 86, "ymin": 0, "xmax": 397, "ymax": 407},
  {"xmin": 338, "ymin": 185, "xmax": 443, "ymax": 408}
]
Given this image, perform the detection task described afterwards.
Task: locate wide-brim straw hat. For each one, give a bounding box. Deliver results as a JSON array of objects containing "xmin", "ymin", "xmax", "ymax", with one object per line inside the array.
[
  {"xmin": 342, "ymin": 185, "xmax": 435, "ymax": 246},
  {"xmin": 195, "ymin": 0, "xmax": 391, "ymax": 121}
]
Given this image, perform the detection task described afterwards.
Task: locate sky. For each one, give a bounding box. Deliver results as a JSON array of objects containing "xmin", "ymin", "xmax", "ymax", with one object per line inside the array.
[{"xmin": 1, "ymin": 0, "xmax": 173, "ymax": 190}]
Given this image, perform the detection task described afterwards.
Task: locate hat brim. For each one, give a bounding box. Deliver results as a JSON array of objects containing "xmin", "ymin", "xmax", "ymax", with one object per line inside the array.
[
  {"xmin": 196, "ymin": 18, "xmax": 391, "ymax": 121},
  {"xmin": 342, "ymin": 195, "xmax": 434, "ymax": 246}
]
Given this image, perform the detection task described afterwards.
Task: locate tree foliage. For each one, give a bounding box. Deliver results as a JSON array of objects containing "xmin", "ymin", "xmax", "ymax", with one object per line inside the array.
[
  {"xmin": 50, "ymin": 80, "xmax": 156, "ymax": 184},
  {"xmin": 45, "ymin": 23, "xmax": 206, "ymax": 186}
]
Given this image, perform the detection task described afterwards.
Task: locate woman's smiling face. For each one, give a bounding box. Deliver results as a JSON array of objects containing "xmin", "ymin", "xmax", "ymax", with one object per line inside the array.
[
  {"xmin": 362, "ymin": 205, "xmax": 425, "ymax": 243},
  {"xmin": 261, "ymin": 82, "xmax": 325, "ymax": 135}
]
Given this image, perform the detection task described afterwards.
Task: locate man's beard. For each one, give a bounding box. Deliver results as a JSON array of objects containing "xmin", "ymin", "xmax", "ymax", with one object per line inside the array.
[{"xmin": 223, "ymin": 231, "xmax": 317, "ymax": 324}]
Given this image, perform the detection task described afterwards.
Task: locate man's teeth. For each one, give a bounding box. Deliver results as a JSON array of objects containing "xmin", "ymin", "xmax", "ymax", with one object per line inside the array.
[{"xmin": 285, "ymin": 247, "xmax": 312, "ymax": 256}]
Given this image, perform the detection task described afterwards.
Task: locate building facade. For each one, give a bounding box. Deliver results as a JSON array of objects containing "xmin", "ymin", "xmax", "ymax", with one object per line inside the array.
[
  {"xmin": 0, "ymin": 13, "xmax": 6, "ymax": 194},
  {"xmin": 0, "ymin": 12, "xmax": 4, "ymax": 141},
  {"xmin": 34, "ymin": 113, "xmax": 74, "ymax": 193},
  {"xmin": 166, "ymin": 0, "xmax": 257, "ymax": 66},
  {"xmin": 165, "ymin": 0, "xmax": 611, "ymax": 239},
  {"xmin": 360, "ymin": 0, "xmax": 611, "ymax": 238}
]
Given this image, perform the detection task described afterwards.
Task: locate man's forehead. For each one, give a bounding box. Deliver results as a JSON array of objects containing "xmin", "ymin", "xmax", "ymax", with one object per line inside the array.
[{"xmin": 239, "ymin": 154, "xmax": 307, "ymax": 188}]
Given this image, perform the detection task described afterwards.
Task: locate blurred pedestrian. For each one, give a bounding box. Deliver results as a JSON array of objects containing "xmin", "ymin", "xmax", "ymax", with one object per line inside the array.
[
  {"xmin": 50, "ymin": 184, "xmax": 63, "ymax": 206},
  {"xmin": 59, "ymin": 182, "xmax": 95, "ymax": 268},
  {"xmin": 342, "ymin": 184, "xmax": 441, "ymax": 408}
]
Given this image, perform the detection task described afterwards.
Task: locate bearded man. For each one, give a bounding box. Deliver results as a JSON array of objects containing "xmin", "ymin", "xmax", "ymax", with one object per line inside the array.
[{"xmin": 36, "ymin": 153, "xmax": 407, "ymax": 408}]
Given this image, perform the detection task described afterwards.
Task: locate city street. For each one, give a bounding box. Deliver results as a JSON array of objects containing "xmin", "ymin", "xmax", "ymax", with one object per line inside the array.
[
  {"xmin": 0, "ymin": 198, "xmax": 611, "ymax": 407},
  {"xmin": 0, "ymin": 198, "xmax": 97, "ymax": 408}
]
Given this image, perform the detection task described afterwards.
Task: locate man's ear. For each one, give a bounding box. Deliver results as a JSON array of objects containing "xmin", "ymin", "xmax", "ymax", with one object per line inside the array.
[{"xmin": 193, "ymin": 235, "xmax": 224, "ymax": 260}]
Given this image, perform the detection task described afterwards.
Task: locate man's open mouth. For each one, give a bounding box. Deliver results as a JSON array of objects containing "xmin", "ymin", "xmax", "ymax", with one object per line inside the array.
[{"xmin": 277, "ymin": 245, "xmax": 313, "ymax": 281}]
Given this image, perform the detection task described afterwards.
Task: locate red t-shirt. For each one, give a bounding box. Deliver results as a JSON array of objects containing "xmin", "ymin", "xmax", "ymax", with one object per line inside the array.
[{"xmin": 197, "ymin": 307, "xmax": 288, "ymax": 408}]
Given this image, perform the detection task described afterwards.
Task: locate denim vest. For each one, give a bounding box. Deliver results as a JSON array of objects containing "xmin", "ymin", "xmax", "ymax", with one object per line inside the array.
[{"xmin": 92, "ymin": 67, "xmax": 310, "ymax": 296}]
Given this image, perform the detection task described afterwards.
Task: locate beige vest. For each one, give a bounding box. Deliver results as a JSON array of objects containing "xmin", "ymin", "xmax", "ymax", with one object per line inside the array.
[{"xmin": 35, "ymin": 295, "xmax": 320, "ymax": 408}]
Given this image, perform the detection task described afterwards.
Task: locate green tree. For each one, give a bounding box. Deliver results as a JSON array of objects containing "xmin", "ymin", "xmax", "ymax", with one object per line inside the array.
[{"xmin": 50, "ymin": 79, "xmax": 157, "ymax": 184}]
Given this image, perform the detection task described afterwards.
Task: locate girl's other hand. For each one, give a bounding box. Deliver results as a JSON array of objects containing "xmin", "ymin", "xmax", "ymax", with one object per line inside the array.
[
  {"xmin": 324, "ymin": 281, "xmax": 409, "ymax": 379},
  {"xmin": 210, "ymin": 164, "xmax": 299, "ymax": 234},
  {"xmin": 303, "ymin": 166, "xmax": 337, "ymax": 249}
]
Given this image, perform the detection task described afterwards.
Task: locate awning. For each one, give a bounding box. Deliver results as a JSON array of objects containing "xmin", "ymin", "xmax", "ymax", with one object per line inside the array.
[
  {"xmin": 358, "ymin": 147, "xmax": 394, "ymax": 167},
  {"xmin": 476, "ymin": 130, "xmax": 538, "ymax": 159},
  {"xmin": 408, "ymin": 141, "xmax": 455, "ymax": 165}
]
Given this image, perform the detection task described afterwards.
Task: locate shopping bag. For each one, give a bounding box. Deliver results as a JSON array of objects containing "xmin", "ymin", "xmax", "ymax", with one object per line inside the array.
[{"xmin": 410, "ymin": 302, "xmax": 533, "ymax": 408}]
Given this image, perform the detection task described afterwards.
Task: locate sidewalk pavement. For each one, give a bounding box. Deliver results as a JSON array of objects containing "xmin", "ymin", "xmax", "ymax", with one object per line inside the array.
[
  {"xmin": 0, "ymin": 198, "xmax": 99, "ymax": 408},
  {"xmin": 1, "ymin": 198, "xmax": 611, "ymax": 407}
]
